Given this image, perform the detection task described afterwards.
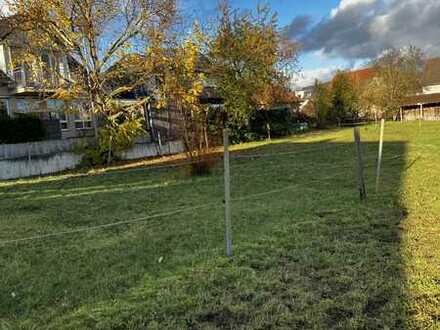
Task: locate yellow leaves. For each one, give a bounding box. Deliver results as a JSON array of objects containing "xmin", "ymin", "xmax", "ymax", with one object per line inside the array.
[
  {"xmin": 156, "ymin": 23, "xmax": 206, "ymax": 115},
  {"xmin": 52, "ymin": 86, "xmax": 81, "ymax": 101}
]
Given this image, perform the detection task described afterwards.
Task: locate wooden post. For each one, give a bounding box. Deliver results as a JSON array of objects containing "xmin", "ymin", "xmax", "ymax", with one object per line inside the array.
[
  {"xmin": 223, "ymin": 128, "xmax": 232, "ymax": 257},
  {"xmin": 266, "ymin": 123, "xmax": 271, "ymax": 141},
  {"xmin": 354, "ymin": 127, "xmax": 367, "ymax": 201},
  {"xmin": 27, "ymin": 143, "xmax": 32, "ymax": 177},
  {"xmin": 375, "ymin": 119, "xmax": 385, "ymax": 193},
  {"xmin": 158, "ymin": 131, "xmax": 163, "ymax": 150},
  {"xmin": 400, "ymin": 107, "xmax": 403, "ymax": 122},
  {"xmin": 27, "ymin": 143, "xmax": 31, "ymax": 162}
]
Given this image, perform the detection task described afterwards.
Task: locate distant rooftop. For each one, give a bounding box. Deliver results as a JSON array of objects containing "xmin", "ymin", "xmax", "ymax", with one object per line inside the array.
[
  {"xmin": 422, "ymin": 57, "xmax": 440, "ymax": 86},
  {"xmin": 298, "ymin": 58, "xmax": 440, "ymax": 92}
]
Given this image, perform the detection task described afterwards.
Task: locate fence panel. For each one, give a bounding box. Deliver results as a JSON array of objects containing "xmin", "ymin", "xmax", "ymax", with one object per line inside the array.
[{"xmin": 0, "ymin": 138, "xmax": 91, "ymax": 160}]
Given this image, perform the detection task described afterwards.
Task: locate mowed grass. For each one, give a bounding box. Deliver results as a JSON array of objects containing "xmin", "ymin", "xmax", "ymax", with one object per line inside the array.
[{"xmin": 0, "ymin": 122, "xmax": 439, "ymax": 329}]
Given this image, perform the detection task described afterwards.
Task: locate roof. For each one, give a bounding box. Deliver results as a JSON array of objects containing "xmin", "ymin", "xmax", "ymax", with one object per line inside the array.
[
  {"xmin": 0, "ymin": 16, "xmax": 15, "ymax": 39},
  {"xmin": 345, "ymin": 67, "xmax": 376, "ymax": 84},
  {"xmin": 0, "ymin": 15, "xmax": 26, "ymax": 44},
  {"xmin": 299, "ymin": 85, "xmax": 315, "ymax": 92},
  {"xmin": 0, "ymin": 70, "xmax": 11, "ymax": 83},
  {"xmin": 422, "ymin": 57, "xmax": 440, "ymax": 86},
  {"xmin": 401, "ymin": 92, "xmax": 440, "ymax": 107}
]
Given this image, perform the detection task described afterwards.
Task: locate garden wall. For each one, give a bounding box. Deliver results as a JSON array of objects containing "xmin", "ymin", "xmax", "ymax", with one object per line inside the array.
[{"xmin": 0, "ymin": 139, "xmax": 184, "ymax": 180}]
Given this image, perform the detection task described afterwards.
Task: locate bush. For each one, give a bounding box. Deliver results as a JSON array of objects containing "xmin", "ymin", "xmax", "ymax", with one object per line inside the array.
[
  {"xmin": 0, "ymin": 115, "xmax": 45, "ymax": 144},
  {"xmin": 79, "ymin": 143, "xmax": 111, "ymax": 167},
  {"xmin": 77, "ymin": 111, "xmax": 146, "ymax": 167},
  {"xmin": 188, "ymin": 156, "xmax": 219, "ymax": 176},
  {"xmin": 227, "ymin": 108, "xmax": 310, "ymax": 143}
]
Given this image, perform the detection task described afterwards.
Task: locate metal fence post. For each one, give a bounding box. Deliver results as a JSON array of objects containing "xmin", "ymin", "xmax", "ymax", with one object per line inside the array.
[
  {"xmin": 354, "ymin": 127, "xmax": 367, "ymax": 201},
  {"xmin": 223, "ymin": 128, "xmax": 232, "ymax": 257},
  {"xmin": 27, "ymin": 143, "xmax": 31, "ymax": 162},
  {"xmin": 375, "ymin": 119, "xmax": 385, "ymax": 193}
]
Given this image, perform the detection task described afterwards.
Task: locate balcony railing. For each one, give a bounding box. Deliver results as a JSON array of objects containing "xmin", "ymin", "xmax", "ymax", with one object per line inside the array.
[
  {"xmin": 11, "ymin": 68, "xmax": 59, "ymax": 90},
  {"xmin": 13, "ymin": 68, "xmax": 25, "ymax": 86}
]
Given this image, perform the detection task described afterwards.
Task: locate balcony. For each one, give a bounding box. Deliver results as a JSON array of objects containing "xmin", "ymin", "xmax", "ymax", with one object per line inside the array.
[{"xmin": 10, "ymin": 68, "xmax": 61, "ymax": 95}]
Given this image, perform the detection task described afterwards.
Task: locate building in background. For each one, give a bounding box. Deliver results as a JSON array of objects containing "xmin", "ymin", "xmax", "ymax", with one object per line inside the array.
[
  {"xmin": 296, "ymin": 60, "xmax": 440, "ymax": 121},
  {"xmin": 0, "ymin": 19, "xmax": 95, "ymax": 140},
  {"xmin": 401, "ymin": 58, "xmax": 440, "ymax": 120}
]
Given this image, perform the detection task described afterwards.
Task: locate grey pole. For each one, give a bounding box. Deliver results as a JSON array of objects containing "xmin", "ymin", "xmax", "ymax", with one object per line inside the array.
[
  {"xmin": 223, "ymin": 128, "xmax": 232, "ymax": 257},
  {"xmin": 354, "ymin": 127, "xmax": 367, "ymax": 201},
  {"xmin": 375, "ymin": 119, "xmax": 385, "ymax": 193}
]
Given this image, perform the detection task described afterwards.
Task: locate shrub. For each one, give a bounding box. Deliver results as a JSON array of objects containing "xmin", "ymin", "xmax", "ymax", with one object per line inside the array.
[
  {"xmin": 77, "ymin": 109, "xmax": 146, "ymax": 167},
  {"xmin": 0, "ymin": 115, "xmax": 45, "ymax": 144},
  {"xmin": 78, "ymin": 143, "xmax": 110, "ymax": 167},
  {"xmin": 227, "ymin": 108, "xmax": 309, "ymax": 143},
  {"xmin": 188, "ymin": 156, "xmax": 219, "ymax": 176}
]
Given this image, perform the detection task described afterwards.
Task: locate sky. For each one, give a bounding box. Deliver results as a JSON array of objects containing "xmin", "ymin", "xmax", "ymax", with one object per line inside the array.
[
  {"xmin": 182, "ymin": 0, "xmax": 440, "ymax": 88},
  {"xmin": 3, "ymin": 0, "xmax": 439, "ymax": 89}
]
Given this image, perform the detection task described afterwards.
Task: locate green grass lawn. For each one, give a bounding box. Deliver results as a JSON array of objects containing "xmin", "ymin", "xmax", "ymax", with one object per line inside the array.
[{"xmin": 0, "ymin": 122, "xmax": 439, "ymax": 329}]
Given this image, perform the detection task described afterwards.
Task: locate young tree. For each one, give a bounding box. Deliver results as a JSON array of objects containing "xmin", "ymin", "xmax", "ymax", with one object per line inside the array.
[
  {"xmin": 360, "ymin": 78, "xmax": 384, "ymax": 121},
  {"xmin": 4, "ymin": 0, "xmax": 176, "ymax": 162},
  {"xmin": 312, "ymin": 79, "xmax": 330, "ymax": 128},
  {"xmin": 209, "ymin": 2, "xmax": 299, "ymax": 127},
  {"xmin": 369, "ymin": 46, "xmax": 425, "ymax": 117},
  {"xmin": 154, "ymin": 25, "xmax": 216, "ymax": 174},
  {"xmin": 329, "ymin": 71, "xmax": 359, "ymax": 125}
]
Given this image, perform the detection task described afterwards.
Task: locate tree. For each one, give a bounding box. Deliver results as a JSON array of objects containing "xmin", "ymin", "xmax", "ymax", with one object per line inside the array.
[
  {"xmin": 154, "ymin": 25, "xmax": 216, "ymax": 174},
  {"xmin": 4, "ymin": 0, "xmax": 176, "ymax": 162},
  {"xmin": 329, "ymin": 71, "xmax": 359, "ymax": 125},
  {"xmin": 369, "ymin": 46, "xmax": 425, "ymax": 117},
  {"xmin": 312, "ymin": 79, "xmax": 330, "ymax": 128},
  {"xmin": 360, "ymin": 77, "xmax": 383, "ymax": 121},
  {"xmin": 208, "ymin": 2, "xmax": 299, "ymax": 127}
]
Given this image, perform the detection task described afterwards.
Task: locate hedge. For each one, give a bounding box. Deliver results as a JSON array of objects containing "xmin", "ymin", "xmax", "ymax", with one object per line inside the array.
[{"xmin": 0, "ymin": 115, "xmax": 46, "ymax": 144}]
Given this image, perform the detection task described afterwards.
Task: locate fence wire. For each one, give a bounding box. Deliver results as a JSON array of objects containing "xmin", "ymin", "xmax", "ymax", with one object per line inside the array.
[{"xmin": 0, "ymin": 153, "xmax": 406, "ymax": 248}]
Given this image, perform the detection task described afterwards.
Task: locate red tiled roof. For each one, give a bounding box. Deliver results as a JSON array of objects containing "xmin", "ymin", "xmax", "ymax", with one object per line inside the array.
[
  {"xmin": 422, "ymin": 57, "xmax": 440, "ymax": 86},
  {"xmin": 345, "ymin": 67, "xmax": 376, "ymax": 84}
]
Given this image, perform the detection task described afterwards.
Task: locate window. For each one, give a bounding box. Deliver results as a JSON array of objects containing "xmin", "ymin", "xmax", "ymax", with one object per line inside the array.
[
  {"xmin": 69, "ymin": 101, "xmax": 93, "ymax": 130},
  {"xmin": 60, "ymin": 112, "xmax": 68, "ymax": 130},
  {"xmin": 47, "ymin": 111, "xmax": 59, "ymax": 120},
  {"xmin": 47, "ymin": 99, "xmax": 64, "ymax": 111},
  {"xmin": 46, "ymin": 100, "xmax": 69, "ymax": 130},
  {"xmin": 74, "ymin": 111, "xmax": 93, "ymax": 130},
  {"xmin": 15, "ymin": 99, "xmax": 26, "ymax": 112},
  {"xmin": 16, "ymin": 99, "xmax": 39, "ymax": 113},
  {"xmin": 59, "ymin": 57, "xmax": 70, "ymax": 80}
]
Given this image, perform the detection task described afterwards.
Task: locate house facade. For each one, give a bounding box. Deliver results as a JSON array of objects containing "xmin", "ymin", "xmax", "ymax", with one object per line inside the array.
[
  {"xmin": 296, "ymin": 60, "xmax": 440, "ymax": 121},
  {"xmin": 0, "ymin": 33, "xmax": 96, "ymax": 140},
  {"xmin": 401, "ymin": 58, "xmax": 440, "ymax": 120}
]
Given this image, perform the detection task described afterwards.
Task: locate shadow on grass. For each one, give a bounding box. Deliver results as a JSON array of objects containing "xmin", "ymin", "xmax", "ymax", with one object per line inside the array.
[{"xmin": 0, "ymin": 138, "xmax": 411, "ymax": 329}]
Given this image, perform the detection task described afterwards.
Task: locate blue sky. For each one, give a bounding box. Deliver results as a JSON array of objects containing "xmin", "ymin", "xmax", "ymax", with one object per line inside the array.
[
  {"xmin": 2, "ymin": 0, "xmax": 438, "ymax": 87},
  {"xmin": 182, "ymin": 0, "xmax": 354, "ymax": 87},
  {"xmin": 182, "ymin": 0, "xmax": 440, "ymax": 88}
]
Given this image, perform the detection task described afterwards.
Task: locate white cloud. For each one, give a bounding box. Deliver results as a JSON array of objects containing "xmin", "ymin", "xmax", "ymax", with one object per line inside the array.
[
  {"xmin": 293, "ymin": 66, "xmax": 340, "ymax": 89},
  {"xmin": 330, "ymin": 0, "xmax": 377, "ymax": 18},
  {"xmin": 299, "ymin": 0, "xmax": 440, "ymax": 60}
]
